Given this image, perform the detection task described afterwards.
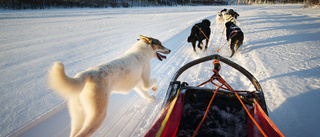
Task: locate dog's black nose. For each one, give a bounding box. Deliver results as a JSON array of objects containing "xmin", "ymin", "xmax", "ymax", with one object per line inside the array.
[{"xmin": 169, "ymin": 50, "xmax": 171, "ymax": 53}]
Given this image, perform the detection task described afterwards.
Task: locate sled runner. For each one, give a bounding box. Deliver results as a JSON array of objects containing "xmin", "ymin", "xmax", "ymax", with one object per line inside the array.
[{"xmin": 145, "ymin": 54, "xmax": 284, "ymax": 137}]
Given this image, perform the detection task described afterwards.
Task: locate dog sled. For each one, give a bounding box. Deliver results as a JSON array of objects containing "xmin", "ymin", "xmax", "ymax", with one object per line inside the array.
[{"xmin": 145, "ymin": 54, "xmax": 284, "ymax": 137}]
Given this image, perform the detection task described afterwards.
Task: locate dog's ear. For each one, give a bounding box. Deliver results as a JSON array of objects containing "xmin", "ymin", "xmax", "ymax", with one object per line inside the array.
[{"xmin": 139, "ymin": 35, "xmax": 152, "ymax": 44}]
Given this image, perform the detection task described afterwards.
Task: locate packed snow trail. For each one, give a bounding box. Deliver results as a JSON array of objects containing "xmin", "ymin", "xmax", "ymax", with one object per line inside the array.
[
  {"xmin": 236, "ymin": 6, "xmax": 320, "ymax": 136},
  {"xmin": 1, "ymin": 5, "xmax": 320, "ymax": 137}
]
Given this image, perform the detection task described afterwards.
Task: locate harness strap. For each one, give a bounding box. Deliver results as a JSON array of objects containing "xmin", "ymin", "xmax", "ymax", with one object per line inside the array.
[
  {"xmin": 194, "ymin": 24, "xmax": 221, "ymax": 52},
  {"xmin": 194, "ymin": 24, "xmax": 205, "ymax": 33},
  {"xmin": 193, "ymin": 60, "xmax": 268, "ymax": 137},
  {"xmin": 192, "ymin": 86, "xmax": 220, "ymax": 137},
  {"xmin": 218, "ymin": 30, "xmax": 238, "ymax": 50},
  {"xmin": 198, "ymin": 28, "xmax": 219, "ymax": 52},
  {"xmin": 219, "ymin": 78, "xmax": 267, "ymax": 137},
  {"xmin": 193, "ymin": 21, "xmax": 241, "ymax": 53},
  {"xmin": 228, "ymin": 30, "xmax": 240, "ymax": 40}
]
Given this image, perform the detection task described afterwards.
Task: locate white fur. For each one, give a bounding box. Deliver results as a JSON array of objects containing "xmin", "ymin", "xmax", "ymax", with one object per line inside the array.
[
  {"xmin": 222, "ymin": 12, "xmax": 237, "ymax": 25},
  {"xmin": 48, "ymin": 37, "xmax": 170, "ymax": 137},
  {"xmin": 216, "ymin": 11, "xmax": 226, "ymax": 27}
]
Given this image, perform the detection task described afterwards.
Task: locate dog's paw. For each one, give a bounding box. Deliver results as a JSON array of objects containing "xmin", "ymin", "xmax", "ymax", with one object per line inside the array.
[
  {"xmin": 148, "ymin": 95, "xmax": 155, "ymax": 102},
  {"xmin": 152, "ymin": 86, "xmax": 158, "ymax": 92}
]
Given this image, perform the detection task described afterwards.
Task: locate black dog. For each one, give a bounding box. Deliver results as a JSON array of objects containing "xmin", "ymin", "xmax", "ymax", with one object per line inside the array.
[
  {"xmin": 225, "ymin": 21, "xmax": 244, "ymax": 57},
  {"xmin": 187, "ymin": 19, "xmax": 211, "ymax": 52}
]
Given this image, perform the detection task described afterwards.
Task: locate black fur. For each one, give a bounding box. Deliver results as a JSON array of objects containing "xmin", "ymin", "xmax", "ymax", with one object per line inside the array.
[
  {"xmin": 225, "ymin": 21, "xmax": 244, "ymax": 57},
  {"xmin": 227, "ymin": 9, "xmax": 240, "ymax": 19},
  {"xmin": 187, "ymin": 19, "xmax": 211, "ymax": 52}
]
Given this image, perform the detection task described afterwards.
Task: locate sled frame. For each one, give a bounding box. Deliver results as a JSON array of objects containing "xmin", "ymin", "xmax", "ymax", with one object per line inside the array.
[{"xmin": 162, "ymin": 54, "xmax": 268, "ymax": 115}]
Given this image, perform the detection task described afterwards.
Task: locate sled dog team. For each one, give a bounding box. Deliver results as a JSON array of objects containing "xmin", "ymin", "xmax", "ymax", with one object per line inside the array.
[
  {"xmin": 48, "ymin": 8, "xmax": 242, "ymax": 137},
  {"xmin": 188, "ymin": 8, "xmax": 243, "ymax": 58}
]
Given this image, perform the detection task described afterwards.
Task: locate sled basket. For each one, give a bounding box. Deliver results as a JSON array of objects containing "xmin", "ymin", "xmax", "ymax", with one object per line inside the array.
[{"xmin": 145, "ymin": 54, "xmax": 284, "ymax": 137}]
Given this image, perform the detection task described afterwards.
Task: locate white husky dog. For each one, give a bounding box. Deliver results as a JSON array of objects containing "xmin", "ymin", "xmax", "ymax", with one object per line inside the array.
[
  {"xmin": 215, "ymin": 9, "xmax": 227, "ymax": 27},
  {"xmin": 48, "ymin": 35, "xmax": 170, "ymax": 137}
]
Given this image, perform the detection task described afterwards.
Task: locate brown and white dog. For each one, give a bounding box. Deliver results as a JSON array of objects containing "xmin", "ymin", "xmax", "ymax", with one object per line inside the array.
[
  {"xmin": 216, "ymin": 9, "xmax": 240, "ymax": 27},
  {"xmin": 48, "ymin": 35, "xmax": 170, "ymax": 137},
  {"xmin": 227, "ymin": 9, "xmax": 240, "ymax": 19}
]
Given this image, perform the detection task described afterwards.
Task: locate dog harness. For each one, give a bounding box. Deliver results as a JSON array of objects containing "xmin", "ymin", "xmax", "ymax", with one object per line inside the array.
[
  {"xmin": 228, "ymin": 24, "xmax": 241, "ymax": 40},
  {"xmin": 195, "ymin": 25, "xmax": 205, "ymax": 32}
]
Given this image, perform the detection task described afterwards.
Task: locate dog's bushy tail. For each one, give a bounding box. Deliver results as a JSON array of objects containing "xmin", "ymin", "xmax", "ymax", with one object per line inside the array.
[{"xmin": 48, "ymin": 62, "xmax": 86, "ymax": 99}]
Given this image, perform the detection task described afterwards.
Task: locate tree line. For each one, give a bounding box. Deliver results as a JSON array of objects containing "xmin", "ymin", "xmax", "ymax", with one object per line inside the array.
[
  {"xmin": 240, "ymin": 0, "xmax": 317, "ymax": 5},
  {"xmin": 0, "ymin": 0, "xmax": 227, "ymax": 9},
  {"xmin": 0, "ymin": 0, "xmax": 317, "ymax": 9}
]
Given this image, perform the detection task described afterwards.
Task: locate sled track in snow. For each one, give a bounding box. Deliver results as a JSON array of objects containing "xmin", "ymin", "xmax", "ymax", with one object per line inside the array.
[{"xmin": 4, "ymin": 6, "xmax": 320, "ymax": 137}]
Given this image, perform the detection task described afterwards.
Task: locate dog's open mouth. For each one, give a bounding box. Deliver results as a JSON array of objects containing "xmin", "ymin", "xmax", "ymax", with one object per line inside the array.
[{"xmin": 156, "ymin": 52, "xmax": 167, "ymax": 61}]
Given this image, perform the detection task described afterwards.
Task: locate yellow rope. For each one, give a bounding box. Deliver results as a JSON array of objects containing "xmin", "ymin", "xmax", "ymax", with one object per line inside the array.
[{"xmin": 156, "ymin": 89, "xmax": 181, "ymax": 137}]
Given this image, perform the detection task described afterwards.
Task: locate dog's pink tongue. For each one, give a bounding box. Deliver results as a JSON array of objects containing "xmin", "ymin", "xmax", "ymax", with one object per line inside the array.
[
  {"xmin": 160, "ymin": 54, "xmax": 167, "ymax": 59},
  {"xmin": 156, "ymin": 52, "xmax": 167, "ymax": 61}
]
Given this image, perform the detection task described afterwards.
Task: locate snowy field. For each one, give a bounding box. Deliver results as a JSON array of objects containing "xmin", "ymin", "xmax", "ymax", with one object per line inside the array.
[{"xmin": 1, "ymin": 4, "xmax": 320, "ymax": 137}]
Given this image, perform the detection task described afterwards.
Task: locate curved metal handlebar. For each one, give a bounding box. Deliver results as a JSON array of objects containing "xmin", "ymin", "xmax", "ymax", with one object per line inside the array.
[{"xmin": 171, "ymin": 54, "xmax": 263, "ymax": 92}]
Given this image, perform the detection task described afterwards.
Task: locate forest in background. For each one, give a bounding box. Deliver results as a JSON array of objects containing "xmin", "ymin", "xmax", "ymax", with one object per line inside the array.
[{"xmin": 0, "ymin": 0, "xmax": 318, "ymax": 10}]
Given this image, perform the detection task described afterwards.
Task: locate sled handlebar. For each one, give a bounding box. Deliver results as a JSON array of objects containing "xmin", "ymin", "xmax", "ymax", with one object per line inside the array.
[{"xmin": 171, "ymin": 54, "xmax": 262, "ymax": 92}]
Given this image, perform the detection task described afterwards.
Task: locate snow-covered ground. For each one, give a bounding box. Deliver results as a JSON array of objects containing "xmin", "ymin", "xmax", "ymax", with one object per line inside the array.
[{"xmin": 1, "ymin": 5, "xmax": 319, "ymax": 137}]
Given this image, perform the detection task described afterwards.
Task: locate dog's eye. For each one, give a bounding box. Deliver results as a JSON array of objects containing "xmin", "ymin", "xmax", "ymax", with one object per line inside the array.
[{"xmin": 153, "ymin": 41, "xmax": 161, "ymax": 45}]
